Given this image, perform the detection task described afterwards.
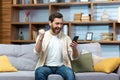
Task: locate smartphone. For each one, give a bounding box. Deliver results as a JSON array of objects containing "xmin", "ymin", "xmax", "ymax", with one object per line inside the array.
[{"xmin": 72, "ymin": 36, "xmax": 79, "ymax": 42}]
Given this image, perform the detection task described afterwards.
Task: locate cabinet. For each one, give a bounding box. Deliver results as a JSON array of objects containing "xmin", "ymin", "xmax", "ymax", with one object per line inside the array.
[{"xmin": 11, "ymin": 0, "xmax": 120, "ymax": 45}]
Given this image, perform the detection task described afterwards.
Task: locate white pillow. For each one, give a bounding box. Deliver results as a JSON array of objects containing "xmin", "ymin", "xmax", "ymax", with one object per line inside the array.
[{"xmin": 77, "ymin": 42, "xmax": 102, "ymax": 56}]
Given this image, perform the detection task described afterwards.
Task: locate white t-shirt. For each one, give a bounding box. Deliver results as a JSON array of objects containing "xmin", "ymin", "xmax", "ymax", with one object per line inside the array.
[{"xmin": 45, "ymin": 35, "xmax": 64, "ymax": 66}]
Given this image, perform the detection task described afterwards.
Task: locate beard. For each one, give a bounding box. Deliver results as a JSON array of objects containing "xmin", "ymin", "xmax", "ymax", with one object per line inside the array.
[{"xmin": 51, "ymin": 27, "xmax": 62, "ymax": 34}]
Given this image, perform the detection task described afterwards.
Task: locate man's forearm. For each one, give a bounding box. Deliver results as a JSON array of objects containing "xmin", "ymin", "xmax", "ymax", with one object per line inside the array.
[
  {"xmin": 72, "ymin": 48, "xmax": 79, "ymax": 58},
  {"xmin": 35, "ymin": 35, "xmax": 44, "ymax": 54}
]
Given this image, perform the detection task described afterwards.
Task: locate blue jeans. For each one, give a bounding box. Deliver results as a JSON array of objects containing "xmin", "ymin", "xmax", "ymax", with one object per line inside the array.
[{"xmin": 35, "ymin": 65, "xmax": 75, "ymax": 80}]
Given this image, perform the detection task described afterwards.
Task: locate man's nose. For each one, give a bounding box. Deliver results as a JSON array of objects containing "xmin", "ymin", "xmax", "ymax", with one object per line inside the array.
[
  {"xmin": 58, "ymin": 24, "xmax": 61, "ymax": 28},
  {"xmin": 58, "ymin": 23, "xmax": 63, "ymax": 28}
]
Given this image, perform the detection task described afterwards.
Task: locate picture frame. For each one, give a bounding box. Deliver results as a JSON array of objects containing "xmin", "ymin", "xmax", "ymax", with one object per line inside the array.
[{"xmin": 86, "ymin": 32, "xmax": 93, "ymax": 41}]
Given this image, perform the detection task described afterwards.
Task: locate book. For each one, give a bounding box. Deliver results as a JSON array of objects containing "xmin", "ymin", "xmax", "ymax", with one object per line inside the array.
[{"xmin": 74, "ymin": 13, "xmax": 82, "ymax": 21}]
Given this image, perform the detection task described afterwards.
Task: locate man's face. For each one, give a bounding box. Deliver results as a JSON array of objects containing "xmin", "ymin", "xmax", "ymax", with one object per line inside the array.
[{"xmin": 50, "ymin": 18, "xmax": 63, "ymax": 35}]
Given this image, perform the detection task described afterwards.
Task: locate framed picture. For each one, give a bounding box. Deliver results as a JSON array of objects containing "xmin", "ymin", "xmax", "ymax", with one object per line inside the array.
[{"xmin": 86, "ymin": 32, "xmax": 93, "ymax": 41}]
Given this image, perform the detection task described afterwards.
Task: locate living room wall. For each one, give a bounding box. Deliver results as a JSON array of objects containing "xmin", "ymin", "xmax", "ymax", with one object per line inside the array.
[{"xmin": 0, "ymin": 0, "xmax": 11, "ymax": 44}]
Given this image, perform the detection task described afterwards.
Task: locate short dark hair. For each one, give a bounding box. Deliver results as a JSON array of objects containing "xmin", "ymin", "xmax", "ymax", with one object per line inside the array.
[{"xmin": 49, "ymin": 12, "xmax": 63, "ymax": 22}]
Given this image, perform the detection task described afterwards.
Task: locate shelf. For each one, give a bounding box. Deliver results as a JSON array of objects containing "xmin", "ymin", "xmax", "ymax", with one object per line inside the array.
[
  {"xmin": 11, "ymin": 40, "xmax": 35, "ymax": 43},
  {"xmin": 12, "ymin": 4, "xmax": 49, "ymax": 9},
  {"xmin": 11, "ymin": 21, "xmax": 116, "ymax": 25},
  {"xmin": 11, "ymin": 22, "xmax": 30, "ymax": 24},
  {"xmin": 78, "ymin": 40, "xmax": 120, "ymax": 44},
  {"xmin": 93, "ymin": 1, "xmax": 120, "ymax": 5},
  {"xmin": 71, "ymin": 2, "xmax": 91, "ymax": 5},
  {"xmin": 71, "ymin": 21, "xmax": 115, "ymax": 24},
  {"xmin": 50, "ymin": 2, "xmax": 91, "ymax": 6},
  {"xmin": 11, "ymin": 22, "xmax": 49, "ymax": 24},
  {"xmin": 10, "ymin": 0, "xmax": 120, "ymax": 45},
  {"xmin": 11, "ymin": 40, "xmax": 120, "ymax": 44}
]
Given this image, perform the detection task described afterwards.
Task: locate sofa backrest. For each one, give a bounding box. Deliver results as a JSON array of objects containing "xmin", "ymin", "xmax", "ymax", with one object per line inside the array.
[
  {"xmin": 117, "ymin": 66, "xmax": 120, "ymax": 76},
  {"xmin": 77, "ymin": 42, "xmax": 102, "ymax": 56},
  {"xmin": 0, "ymin": 42, "xmax": 102, "ymax": 71},
  {"xmin": 0, "ymin": 43, "xmax": 39, "ymax": 71}
]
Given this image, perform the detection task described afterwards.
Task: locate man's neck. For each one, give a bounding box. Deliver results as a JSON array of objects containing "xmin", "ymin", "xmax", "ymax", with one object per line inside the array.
[{"xmin": 49, "ymin": 29, "xmax": 57, "ymax": 35}]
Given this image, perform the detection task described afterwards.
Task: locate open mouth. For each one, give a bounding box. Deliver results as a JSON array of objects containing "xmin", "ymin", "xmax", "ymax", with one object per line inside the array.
[{"xmin": 55, "ymin": 27, "xmax": 60, "ymax": 31}]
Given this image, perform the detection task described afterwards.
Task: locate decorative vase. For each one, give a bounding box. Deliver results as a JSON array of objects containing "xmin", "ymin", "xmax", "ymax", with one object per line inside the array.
[
  {"xmin": 25, "ymin": 16, "xmax": 29, "ymax": 22},
  {"xmin": 18, "ymin": 31, "xmax": 24, "ymax": 40}
]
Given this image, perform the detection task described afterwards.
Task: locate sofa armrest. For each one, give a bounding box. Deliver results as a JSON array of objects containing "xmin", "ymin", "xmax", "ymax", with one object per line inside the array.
[{"xmin": 117, "ymin": 66, "xmax": 120, "ymax": 76}]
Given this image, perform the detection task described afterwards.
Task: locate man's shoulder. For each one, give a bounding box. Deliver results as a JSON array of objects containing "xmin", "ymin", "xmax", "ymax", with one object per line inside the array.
[{"xmin": 61, "ymin": 33, "xmax": 71, "ymax": 40}]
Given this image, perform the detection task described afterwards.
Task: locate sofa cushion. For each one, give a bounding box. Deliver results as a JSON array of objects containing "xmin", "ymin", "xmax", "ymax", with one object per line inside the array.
[
  {"xmin": 81, "ymin": 49, "xmax": 104, "ymax": 65},
  {"xmin": 0, "ymin": 71, "xmax": 34, "ymax": 80},
  {"xmin": 0, "ymin": 44, "xmax": 21, "ymax": 56},
  {"xmin": 0, "ymin": 71, "xmax": 119, "ymax": 80},
  {"xmin": 71, "ymin": 53, "xmax": 94, "ymax": 72},
  {"xmin": 11, "ymin": 44, "xmax": 39, "ymax": 71},
  {"xmin": 0, "ymin": 55, "xmax": 17, "ymax": 72},
  {"xmin": 75, "ymin": 72, "xmax": 119, "ymax": 80},
  {"xmin": 117, "ymin": 66, "xmax": 120, "ymax": 79},
  {"xmin": 0, "ymin": 43, "xmax": 39, "ymax": 71},
  {"xmin": 48, "ymin": 72, "xmax": 119, "ymax": 80},
  {"xmin": 94, "ymin": 57, "xmax": 120, "ymax": 73},
  {"xmin": 48, "ymin": 74, "xmax": 63, "ymax": 80}
]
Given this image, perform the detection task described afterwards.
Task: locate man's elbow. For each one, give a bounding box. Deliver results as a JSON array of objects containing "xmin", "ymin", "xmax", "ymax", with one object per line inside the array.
[{"xmin": 33, "ymin": 48, "xmax": 40, "ymax": 55}]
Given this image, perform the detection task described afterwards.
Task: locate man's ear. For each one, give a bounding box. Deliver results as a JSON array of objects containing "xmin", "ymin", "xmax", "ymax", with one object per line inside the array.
[{"xmin": 49, "ymin": 21, "xmax": 52, "ymax": 26}]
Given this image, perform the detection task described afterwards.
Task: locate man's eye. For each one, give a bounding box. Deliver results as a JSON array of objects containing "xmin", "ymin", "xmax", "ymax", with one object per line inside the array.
[
  {"xmin": 56, "ymin": 23, "xmax": 59, "ymax": 25},
  {"xmin": 55, "ymin": 23, "xmax": 63, "ymax": 25}
]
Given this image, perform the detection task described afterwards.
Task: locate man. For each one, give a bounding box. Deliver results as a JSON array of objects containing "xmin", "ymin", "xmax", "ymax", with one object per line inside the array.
[{"xmin": 34, "ymin": 12, "xmax": 79, "ymax": 80}]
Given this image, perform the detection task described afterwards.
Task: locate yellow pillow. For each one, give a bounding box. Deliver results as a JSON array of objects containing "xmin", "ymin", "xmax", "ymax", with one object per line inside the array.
[
  {"xmin": 0, "ymin": 55, "xmax": 18, "ymax": 72},
  {"xmin": 94, "ymin": 57, "xmax": 120, "ymax": 73}
]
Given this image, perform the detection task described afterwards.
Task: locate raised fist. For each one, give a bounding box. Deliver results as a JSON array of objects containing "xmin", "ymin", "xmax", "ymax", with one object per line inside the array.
[{"xmin": 39, "ymin": 29, "xmax": 45, "ymax": 35}]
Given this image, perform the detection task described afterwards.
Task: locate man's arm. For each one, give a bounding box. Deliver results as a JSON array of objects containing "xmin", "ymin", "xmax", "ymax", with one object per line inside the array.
[
  {"xmin": 34, "ymin": 29, "xmax": 45, "ymax": 54},
  {"xmin": 70, "ymin": 41, "xmax": 79, "ymax": 59}
]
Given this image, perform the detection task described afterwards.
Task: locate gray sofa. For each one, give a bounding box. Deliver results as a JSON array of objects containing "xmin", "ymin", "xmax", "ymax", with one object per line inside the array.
[{"xmin": 0, "ymin": 43, "xmax": 119, "ymax": 80}]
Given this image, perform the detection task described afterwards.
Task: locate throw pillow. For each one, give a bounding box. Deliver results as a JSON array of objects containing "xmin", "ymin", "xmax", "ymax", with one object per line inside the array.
[
  {"xmin": 71, "ymin": 53, "xmax": 94, "ymax": 73},
  {"xmin": 81, "ymin": 49, "xmax": 104, "ymax": 65},
  {"xmin": 94, "ymin": 57, "xmax": 120, "ymax": 73},
  {"xmin": 77, "ymin": 42, "xmax": 102, "ymax": 56},
  {"xmin": 0, "ymin": 55, "xmax": 18, "ymax": 72}
]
